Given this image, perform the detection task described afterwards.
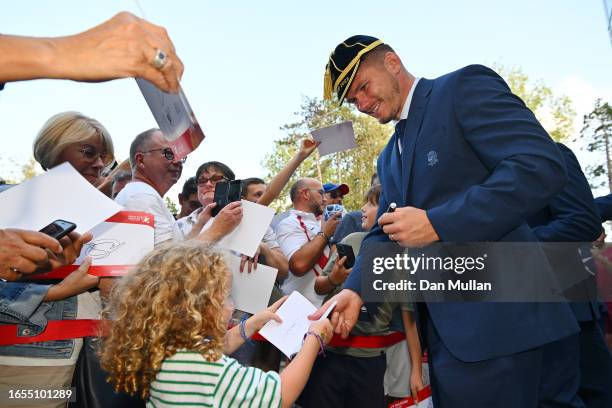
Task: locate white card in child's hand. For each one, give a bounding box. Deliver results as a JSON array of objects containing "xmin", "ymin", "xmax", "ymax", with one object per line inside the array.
[{"xmin": 258, "ymin": 291, "xmax": 320, "ymax": 358}]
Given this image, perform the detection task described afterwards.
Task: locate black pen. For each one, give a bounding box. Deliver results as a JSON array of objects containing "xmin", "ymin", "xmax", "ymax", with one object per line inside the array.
[{"xmin": 386, "ymin": 202, "xmax": 397, "ymax": 213}]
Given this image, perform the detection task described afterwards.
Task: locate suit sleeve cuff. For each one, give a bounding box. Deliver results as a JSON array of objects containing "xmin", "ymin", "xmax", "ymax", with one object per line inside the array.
[{"xmin": 343, "ymin": 262, "xmax": 362, "ymax": 295}]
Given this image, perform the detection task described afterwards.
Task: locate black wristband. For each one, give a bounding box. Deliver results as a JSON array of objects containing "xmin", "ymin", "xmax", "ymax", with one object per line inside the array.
[{"xmin": 317, "ymin": 231, "xmax": 330, "ymax": 244}]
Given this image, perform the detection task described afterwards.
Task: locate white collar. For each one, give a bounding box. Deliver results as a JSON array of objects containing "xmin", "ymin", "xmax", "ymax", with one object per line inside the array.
[
  {"xmin": 184, "ymin": 206, "xmax": 204, "ymax": 224},
  {"xmin": 290, "ymin": 208, "xmax": 318, "ymax": 221},
  {"xmin": 394, "ymin": 77, "xmax": 421, "ymax": 154},
  {"xmin": 397, "ymin": 77, "xmax": 421, "ymax": 122}
]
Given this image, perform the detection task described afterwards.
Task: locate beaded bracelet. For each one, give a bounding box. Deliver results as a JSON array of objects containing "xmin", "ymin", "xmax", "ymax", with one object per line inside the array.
[
  {"xmin": 239, "ymin": 315, "xmax": 255, "ymax": 345},
  {"xmin": 303, "ymin": 331, "xmax": 326, "ymax": 356}
]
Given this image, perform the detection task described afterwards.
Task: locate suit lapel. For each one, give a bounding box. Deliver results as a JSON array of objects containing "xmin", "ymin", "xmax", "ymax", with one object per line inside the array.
[{"xmin": 400, "ymin": 79, "xmax": 433, "ymax": 204}]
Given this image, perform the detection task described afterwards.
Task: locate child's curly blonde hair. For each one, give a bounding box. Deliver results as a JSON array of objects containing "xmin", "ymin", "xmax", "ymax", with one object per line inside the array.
[{"xmin": 99, "ymin": 240, "xmax": 230, "ymax": 399}]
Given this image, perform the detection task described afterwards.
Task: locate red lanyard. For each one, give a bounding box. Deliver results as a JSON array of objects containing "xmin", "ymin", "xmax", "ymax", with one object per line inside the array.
[
  {"xmin": 296, "ymin": 215, "xmax": 329, "ymax": 273},
  {"xmin": 0, "ymin": 320, "xmax": 106, "ymax": 346}
]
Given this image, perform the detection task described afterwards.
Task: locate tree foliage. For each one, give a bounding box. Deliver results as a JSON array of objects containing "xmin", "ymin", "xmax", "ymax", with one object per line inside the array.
[
  {"xmin": 577, "ymin": 99, "xmax": 612, "ymax": 191},
  {"xmin": 262, "ymin": 97, "xmax": 393, "ymax": 211},
  {"xmin": 0, "ymin": 156, "xmax": 41, "ymax": 184},
  {"xmin": 165, "ymin": 196, "xmax": 178, "ymax": 216},
  {"xmin": 495, "ymin": 65, "xmax": 576, "ymax": 142},
  {"xmin": 21, "ymin": 157, "xmax": 41, "ymax": 181}
]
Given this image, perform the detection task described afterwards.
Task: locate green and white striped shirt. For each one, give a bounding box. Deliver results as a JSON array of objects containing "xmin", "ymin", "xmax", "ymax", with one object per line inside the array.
[{"xmin": 147, "ymin": 351, "xmax": 281, "ymax": 408}]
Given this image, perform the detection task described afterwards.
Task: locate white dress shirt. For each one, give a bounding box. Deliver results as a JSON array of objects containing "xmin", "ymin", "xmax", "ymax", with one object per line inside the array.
[{"xmin": 396, "ymin": 77, "xmax": 421, "ymax": 154}]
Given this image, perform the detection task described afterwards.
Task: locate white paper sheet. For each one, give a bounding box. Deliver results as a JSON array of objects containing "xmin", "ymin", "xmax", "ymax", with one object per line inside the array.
[
  {"xmin": 226, "ymin": 254, "xmax": 278, "ymax": 314},
  {"xmin": 36, "ymin": 211, "xmax": 155, "ymax": 278},
  {"xmin": 208, "ymin": 200, "xmax": 275, "ymax": 258},
  {"xmin": 136, "ymin": 79, "xmax": 205, "ymax": 159},
  {"xmin": 0, "ymin": 163, "xmax": 123, "ymax": 234},
  {"xmin": 258, "ymin": 291, "xmax": 336, "ymax": 358},
  {"xmin": 311, "ymin": 121, "xmax": 357, "ymax": 156},
  {"xmin": 75, "ymin": 211, "xmax": 154, "ymax": 275}
]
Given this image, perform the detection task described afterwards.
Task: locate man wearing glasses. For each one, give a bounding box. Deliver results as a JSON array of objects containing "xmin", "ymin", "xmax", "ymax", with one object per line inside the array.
[
  {"xmin": 276, "ymin": 178, "xmax": 341, "ymax": 306},
  {"xmin": 115, "ymin": 128, "xmax": 187, "ymax": 245}
]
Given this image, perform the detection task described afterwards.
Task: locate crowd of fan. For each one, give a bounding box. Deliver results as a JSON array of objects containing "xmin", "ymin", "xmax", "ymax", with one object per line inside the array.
[
  {"xmin": 2, "ymin": 11, "xmax": 612, "ymax": 408},
  {"xmin": 0, "ymin": 11, "xmax": 425, "ymax": 408}
]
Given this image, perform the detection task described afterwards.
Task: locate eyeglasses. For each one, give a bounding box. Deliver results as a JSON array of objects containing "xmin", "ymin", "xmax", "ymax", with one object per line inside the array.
[
  {"xmin": 197, "ymin": 174, "xmax": 228, "ymax": 186},
  {"xmin": 78, "ymin": 145, "xmax": 113, "ymax": 167},
  {"xmin": 140, "ymin": 147, "xmax": 187, "ymax": 163}
]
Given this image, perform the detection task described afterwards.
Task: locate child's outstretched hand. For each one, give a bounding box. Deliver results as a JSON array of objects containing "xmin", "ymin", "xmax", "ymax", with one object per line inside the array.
[
  {"xmin": 245, "ymin": 296, "xmax": 287, "ymax": 336},
  {"xmin": 308, "ymin": 319, "xmax": 333, "ymax": 344}
]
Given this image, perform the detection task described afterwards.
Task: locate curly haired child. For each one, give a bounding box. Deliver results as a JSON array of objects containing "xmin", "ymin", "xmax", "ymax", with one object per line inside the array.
[{"xmin": 100, "ymin": 240, "xmax": 332, "ymax": 407}]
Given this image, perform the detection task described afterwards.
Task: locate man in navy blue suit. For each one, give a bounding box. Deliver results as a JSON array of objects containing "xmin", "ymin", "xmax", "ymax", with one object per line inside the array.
[
  {"xmin": 311, "ymin": 35, "xmax": 581, "ymax": 407},
  {"xmin": 527, "ymin": 143, "xmax": 612, "ymax": 407}
]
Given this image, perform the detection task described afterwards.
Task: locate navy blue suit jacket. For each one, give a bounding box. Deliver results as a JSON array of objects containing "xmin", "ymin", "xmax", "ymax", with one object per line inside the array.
[
  {"xmin": 594, "ymin": 194, "xmax": 612, "ymax": 222},
  {"xmin": 527, "ymin": 143, "xmax": 602, "ymax": 322},
  {"xmin": 345, "ymin": 65, "xmax": 578, "ymax": 362}
]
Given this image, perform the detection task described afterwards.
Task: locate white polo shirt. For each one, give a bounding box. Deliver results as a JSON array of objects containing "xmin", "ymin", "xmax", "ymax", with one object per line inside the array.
[
  {"xmin": 275, "ymin": 209, "xmax": 328, "ymax": 306},
  {"xmin": 115, "ymin": 181, "xmax": 183, "ymax": 246}
]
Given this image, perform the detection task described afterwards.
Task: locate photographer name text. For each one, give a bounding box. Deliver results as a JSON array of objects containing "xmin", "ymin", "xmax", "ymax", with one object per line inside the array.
[{"xmin": 373, "ymin": 279, "xmax": 492, "ymax": 291}]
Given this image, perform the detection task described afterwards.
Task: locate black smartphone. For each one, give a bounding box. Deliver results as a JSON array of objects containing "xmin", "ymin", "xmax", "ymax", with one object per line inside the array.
[
  {"xmin": 228, "ymin": 180, "xmax": 243, "ymax": 203},
  {"xmin": 39, "ymin": 219, "xmax": 76, "ymax": 240},
  {"xmin": 211, "ymin": 180, "xmax": 230, "ymax": 217},
  {"xmin": 336, "ymin": 243, "xmax": 356, "ymax": 269}
]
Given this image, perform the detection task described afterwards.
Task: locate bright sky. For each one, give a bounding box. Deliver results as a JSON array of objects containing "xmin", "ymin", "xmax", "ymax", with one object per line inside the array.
[{"xmin": 1, "ymin": 0, "xmax": 611, "ymax": 200}]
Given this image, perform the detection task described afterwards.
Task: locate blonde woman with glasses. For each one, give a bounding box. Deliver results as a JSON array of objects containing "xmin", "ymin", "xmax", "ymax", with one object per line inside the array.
[{"xmin": 0, "ymin": 111, "xmax": 114, "ymax": 407}]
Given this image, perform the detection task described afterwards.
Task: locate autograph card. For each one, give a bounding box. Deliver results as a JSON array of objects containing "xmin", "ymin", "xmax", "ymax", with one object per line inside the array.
[
  {"xmin": 225, "ymin": 254, "xmax": 278, "ymax": 314},
  {"xmin": 258, "ymin": 291, "xmax": 336, "ymax": 358},
  {"xmin": 37, "ymin": 211, "xmax": 154, "ymax": 278},
  {"xmin": 136, "ymin": 79, "xmax": 205, "ymax": 159},
  {"xmin": 311, "ymin": 121, "xmax": 357, "ymax": 156},
  {"xmin": 0, "ymin": 163, "xmax": 122, "ymax": 234}
]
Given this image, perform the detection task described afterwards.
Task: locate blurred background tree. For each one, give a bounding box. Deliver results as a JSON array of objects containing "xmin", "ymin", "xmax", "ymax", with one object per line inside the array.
[{"xmin": 576, "ymin": 99, "xmax": 612, "ymax": 191}]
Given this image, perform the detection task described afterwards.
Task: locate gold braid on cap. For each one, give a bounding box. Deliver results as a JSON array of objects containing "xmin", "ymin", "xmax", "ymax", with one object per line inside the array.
[
  {"xmin": 324, "ymin": 62, "xmax": 333, "ymax": 100},
  {"xmin": 324, "ymin": 39, "xmax": 383, "ymax": 101}
]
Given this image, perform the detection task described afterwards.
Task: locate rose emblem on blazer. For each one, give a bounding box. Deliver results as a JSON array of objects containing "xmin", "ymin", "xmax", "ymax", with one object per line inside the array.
[{"xmin": 427, "ymin": 150, "xmax": 439, "ymax": 166}]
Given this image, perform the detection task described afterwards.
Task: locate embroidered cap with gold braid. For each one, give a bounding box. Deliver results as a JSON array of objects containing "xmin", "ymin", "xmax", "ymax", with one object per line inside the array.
[{"xmin": 324, "ymin": 35, "xmax": 383, "ymax": 104}]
